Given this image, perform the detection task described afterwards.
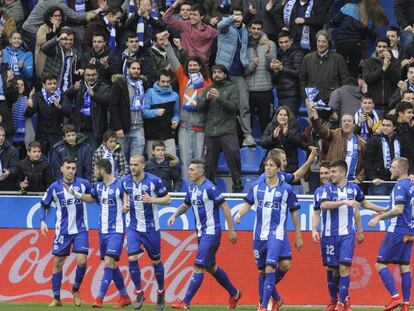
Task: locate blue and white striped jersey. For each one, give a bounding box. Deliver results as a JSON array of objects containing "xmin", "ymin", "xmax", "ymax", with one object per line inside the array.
[{"xmin": 387, "ymin": 178, "xmax": 414, "ymax": 235}]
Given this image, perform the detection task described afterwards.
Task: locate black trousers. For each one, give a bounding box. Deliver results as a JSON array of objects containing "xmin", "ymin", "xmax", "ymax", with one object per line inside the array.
[
  {"xmin": 336, "ymin": 40, "xmax": 366, "ymax": 78},
  {"xmin": 249, "ymin": 90, "xmax": 273, "ymax": 135}
]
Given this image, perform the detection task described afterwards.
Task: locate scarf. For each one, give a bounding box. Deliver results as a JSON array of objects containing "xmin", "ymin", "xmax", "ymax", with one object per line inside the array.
[
  {"xmin": 183, "ymin": 72, "xmax": 205, "ymax": 111},
  {"xmin": 0, "ymin": 74, "xmax": 4, "ymax": 101},
  {"xmin": 381, "ymin": 137, "xmax": 400, "ymax": 170},
  {"xmin": 219, "ymin": 0, "xmax": 231, "ymax": 11},
  {"xmin": 103, "ymin": 14, "xmax": 117, "ymax": 52},
  {"xmin": 103, "ymin": 146, "xmax": 116, "ymax": 176},
  {"xmin": 137, "ymin": 10, "xmax": 158, "ymax": 47},
  {"xmin": 407, "ymin": 80, "xmax": 414, "ymax": 92},
  {"xmin": 128, "ymin": 0, "xmax": 136, "ymax": 18},
  {"xmin": 13, "ymin": 96, "xmax": 27, "ymax": 135},
  {"xmin": 126, "ymin": 74, "xmax": 145, "ymax": 110},
  {"xmin": 81, "ymin": 82, "xmax": 96, "ymax": 116},
  {"xmin": 283, "ymin": 0, "xmax": 314, "ymax": 49},
  {"xmin": 64, "ymin": 0, "xmax": 86, "ymax": 12},
  {"xmin": 305, "ymin": 86, "xmax": 319, "ymax": 101},
  {"xmin": 166, "ymin": 0, "xmax": 174, "ymax": 8},
  {"xmin": 345, "ymin": 135, "xmax": 359, "ymax": 180},
  {"xmin": 6, "ymin": 46, "xmax": 23, "ymax": 75},
  {"xmin": 41, "ymin": 88, "xmax": 61, "ymax": 107},
  {"xmin": 354, "ymin": 108, "xmax": 379, "ymax": 141}
]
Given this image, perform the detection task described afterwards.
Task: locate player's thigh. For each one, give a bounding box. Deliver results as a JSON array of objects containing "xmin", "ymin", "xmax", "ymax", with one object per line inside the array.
[
  {"xmin": 321, "ymin": 236, "xmax": 339, "ymax": 267},
  {"xmin": 265, "ymin": 236, "xmax": 283, "ymax": 268},
  {"xmin": 278, "ymin": 235, "xmax": 292, "ymax": 263},
  {"xmin": 377, "ymin": 232, "xmax": 412, "ymax": 265},
  {"xmin": 100, "ymin": 233, "xmax": 124, "ymax": 262},
  {"xmin": 126, "ymin": 228, "xmax": 144, "ymax": 257},
  {"xmin": 52, "ymin": 233, "xmax": 75, "ymax": 257},
  {"xmin": 73, "ymin": 231, "xmax": 89, "ymax": 256},
  {"xmin": 253, "ymin": 240, "xmax": 267, "ymax": 270},
  {"xmin": 338, "ymin": 233, "xmax": 355, "ymax": 267},
  {"xmin": 140, "ymin": 230, "xmax": 162, "ymax": 261},
  {"xmin": 194, "ymin": 234, "xmax": 221, "ymax": 268}
]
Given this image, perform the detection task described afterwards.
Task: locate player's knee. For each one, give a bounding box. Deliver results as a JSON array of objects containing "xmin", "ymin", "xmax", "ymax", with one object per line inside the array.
[
  {"xmin": 258, "ymin": 269, "xmax": 265, "ymax": 277},
  {"xmin": 278, "ymin": 260, "xmax": 291, "ymax": 272},
  {"xmin": 152, "ymin": 259, "xmax": 161, "ymax": 266},
  {"xmin": 54, "ymin": 256, "xmax": 65, "ymax": 271},
  {"xmin": 128, "ymin": 255, "xmax": 139, "ymax": 262},
  {"xmin": 375, "ymin": 262, "xmax": 387, "ymax": 272},
  {"xmin": 76, "ymin": 255, "xmax": 87, "ymax": 267},
  {"xmin": 104, "ymin": 256, "xmax": 116, "ymax": 268},
  {"xmin": 265, "ymin": 265, "xmax": 276, "ymax": 273},
  {"xmin": 339, "ymin": 264, "xmax": 349, "ymax": 276},
  {"xmin": 399, "ymin": 264, "xmax": 410, "ymax": 274},
  {"xmin": 193, "ymin": 265, "xmax": 204, "ymax": 273}
]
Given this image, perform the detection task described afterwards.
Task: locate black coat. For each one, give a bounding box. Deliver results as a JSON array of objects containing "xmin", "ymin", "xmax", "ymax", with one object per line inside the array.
[
  {"xmin": 396, "ymin": 122, "xmax": 414, "ymax": 174},
  {"xmin": 0, "ymin": 73, "xmax": 18, "ymax": 137},
  {"xmin": 145, "ymin": 155, "xmax": 182, "ymax": 192},
  {"xmin": 394, "ymin": 0, "xmax": 414, "ymax": 29},
  {"xmin": 109, "ymin": 75, "xmax": 135, "ymax": 133},
  {"xmin": 80, "ymin": 48, "xmax": 122, "ymax": 84},
  {"xmin": 0, "ymin": 140, "xmax": 19, "ymax": 191},
  {"xmin": 16, "ymin": 156, "xmax": 55, "ymax": 192}
]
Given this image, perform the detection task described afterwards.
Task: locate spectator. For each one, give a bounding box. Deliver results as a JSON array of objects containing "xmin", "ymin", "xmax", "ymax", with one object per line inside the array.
[
  {"xmin": 51, "ymin": 124, "xmax": 93, "ymax": 181},
  {"xmin": 394, "ymin": 0, "xmax": 414, "ymax": 48},
  {"xmin": 390, "ymin": 63, "xmax": 414, "ymax": 110},
  {"xmin": 330, "ymin": 0, "xmax": 388, "ymax": 77},
  {"xmin": 203, "ymin": 0, "xmax": 242, "ymax": 26},
  {"xmin": 164, "ymin": 1, "xmax": 191, "ymax": 38},
  {"xmin": 2, "ymin": 31, "xmax": 33, "ymax": 82},
  {"xmin": 198, "ymin": 64, "xmax": 242, "ymax": 192},
  {"xmin": 395, "ymin": 101, "xmax": 414, "ymax": 173},
  {"xmin": 64, "ymin": 63, "xmax": 111, "ymax": 151},
  {"xmin": 150, "ymin": 30, "xmax": 172, "ymax": 73},
  {"xmin": 260, "ymin": 106, "xmax": 302, "ymax": 173},
  {"xmin": 162, "ymin": 1, "xmax": 218, "ymax": 64},
  {"xmin": 354, "ymin": 94, "xmax": 380, "ymax": 142},
  {"xmin": 0, "ymin": 52, "xmax": 19, "ymax": 140},
  {"xmin": 299, "ymin": 30, "xmax": 350, "ymax": 104},
  {"xmin": 386, "ymin": 26, "xmax": 412, "ymax": 68},
  {"xmin": 271, "ymin": 30, "xmax": 304, "ymax": 116},
  {"xmin": 328, "ymin": 77, "xmax": 362, "ymax": 123},
  {"xmin": 92, "ymin": 129, "xmax": 128, "ymax": 185},
  {"xmin": 2, "ymin": 0, "xmax": 25, "ymax": 30},
  {"xmin": 401, "ymin": 90, "xmax": 414, "ymax": 106},
  {"xmin": 25, "ymin": 72, "xmax": 71, "ymax": 155},
  {"xmin": 307, "ymin": 100, "xmax": 366, "ymax": 182},
  {"xmin": 279, "ymin": 0, "xmax": 328, "ymax": 51},
  {"xmin": 246, "ymin": 20, "xmax": 276, "ymax": 134},
  {"xmin": 364, "ymin": 116, "xmax": 401, "ymax": 195},
  {"xmin": 362, "ymin": 37, "xmax": 401, "ymax": 115},
  {"xmin": 145, "ymin": 140, "xmax": 182, "ymax": 192},
  {"xmin": 35, "ymin": 7, "xmax": 65, "ymax": 83},
  {"xmin": 164, "ymin": 38, "xmax": 211, "ymax": 179},
  {"xmin": 110, "ymin": 59, "xmax": 147, "ymax": 161},
  {"xmin": 143, "ymin": 69, "xmax": 180, "ymax": 156},
  {"xmin": 216, "ymin": 7, "xmax": 255, "ymax": 146},
  {"xmin": 83, "ymin": 6, "xmax": 124, "ymax": 53},
  {"xmin": 0, "ymin": 125, "xmax": 19, "ymax": 191},
  {"xmin": 0, "ymin": 9, "xmax": 16, "ymax": 48},
  {"xmin": 42, "ymin": 27, "xmax": 82, "ymax": 92},
  {"xmin": 17, "ymin": 141, "xmax": 54, "ymax": 192}
]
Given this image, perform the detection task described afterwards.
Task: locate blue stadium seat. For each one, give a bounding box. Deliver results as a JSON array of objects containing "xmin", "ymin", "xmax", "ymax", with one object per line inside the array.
[
  {"xmin": 240, "ymin": 146, "xmax": 266, "ymax": 174},
  {"xmin": 297, "ymin": 117, "xmax": 309, "ymax": 133},
  {"xmin": 242, "ymin": 176, "xmax": 258, "ymax": 192},
  {"xmin": 180, "ymin": 179, "xmax": 188, "ymax": 192},
  {"xmin": 298, "ymin": 148, "xmax": 307, "ymax": 167},
  {"xmin": 292, "ymin": 184, "xmax": 304, "ymax": 194},
  {"xmin": 217, "ymin": 152, "xmax": 229, "ymax": 174},
  {"xmin": 272, "ymin": 88, "xmax": 278, "ymax": 110},
  {"xmin": 216, "ymin": 177, "xmax": 227, "ymax": 193},
  {"xmin": 252, "ymin": 115, "xmax": 262, "ymax": 141}
]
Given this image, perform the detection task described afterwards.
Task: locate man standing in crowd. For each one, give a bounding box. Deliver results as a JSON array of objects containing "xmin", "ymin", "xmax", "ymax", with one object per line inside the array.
[{"xmin": 0, "ymin": 125, "xmax": 19, "ymax": 190}]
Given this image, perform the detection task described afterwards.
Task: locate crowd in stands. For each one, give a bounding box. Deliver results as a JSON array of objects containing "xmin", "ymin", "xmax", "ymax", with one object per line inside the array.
[{"xmin": 0, "ymin": 0, "xmax": 414, "ymax": 195}]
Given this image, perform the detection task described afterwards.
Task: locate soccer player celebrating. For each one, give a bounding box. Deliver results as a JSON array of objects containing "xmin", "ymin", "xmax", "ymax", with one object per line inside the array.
[
  {"xmin": 368, "ymin": 157, "xmax": 414, "ymax": 311},
  {"xmin": 319, "ymin": 160, "xmax": 387, "ymax": 311},
  {"xmin": 234, "ymin": 156, "xmax": 302, "ymax": 311},
  {"xmin": 40, "ymin": 157, "xmax": 91, "ymax": 307},
  {"xmin": 167, "ymin": 159, "xmax": 242, "ymax": 309},
  {"xmin": 122, "ymin": 155, "xmax": 171, "ymax": 310},
  {"xmin": 66, "ymin": 158, "xmax": 131, "ymax": 308}
]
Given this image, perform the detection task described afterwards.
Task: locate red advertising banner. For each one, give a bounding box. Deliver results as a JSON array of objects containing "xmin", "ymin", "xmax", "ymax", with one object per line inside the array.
[{"xmin": 0, "ymin": 229, "xmax": 412, "ymax": 305}]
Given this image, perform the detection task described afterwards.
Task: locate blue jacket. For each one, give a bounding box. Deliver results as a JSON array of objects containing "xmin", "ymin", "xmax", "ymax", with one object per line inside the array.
[
  {"xmin": 143, "ymin": 82, "xmax": 180, "ymax": 140},
  {"xmin": 2, "ymin": 46, "xmax": 34, "ymax": 80},
  {"xmin": 215, "ymin": 16, "xmax": 249, "ymax": 71}
]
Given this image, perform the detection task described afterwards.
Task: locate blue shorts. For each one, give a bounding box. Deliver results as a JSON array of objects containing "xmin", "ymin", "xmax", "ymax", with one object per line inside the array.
[
  {"xmin": 99, "ymin": 233, "xmax": 124, "ymax": 261},
  {"xmin": 377, "ymin": 232, "xmax": 413, "ymax": 265},
  {"xmin": 52, "ymin": 231, "xmax": 89, "ymax": 257},
  {"xmin": 194, "ymin": 234, "xmax": 221, "ymax": 268},
  {"xmin": 253, "ymin": 235, "xmax": 292, "ymax": 269},
  {"xmin": 321, "ymin": 234, "xmax": 355, "ymax": 267},
  {"xmin": 126, "ymin": 229, "xmax": 161, "ymax": 260}
]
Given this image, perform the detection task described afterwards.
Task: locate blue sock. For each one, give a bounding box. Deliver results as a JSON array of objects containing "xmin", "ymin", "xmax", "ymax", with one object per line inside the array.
[
  {"xmin": 272, "ymin": 286, "xmax": 281, "ymax": 302},
  {"xmin": 113, "ymin": 267, "xmax": 127, "ymax": 295},
  {"xmin": 327, "ymin": 271, "xmax": 338, "ymax": 301},
  {"xmin": 212, "ymin": 267, "xmax": 237, "ymax": 297},
  {"xmin": 153, "ymin": 262, "xmax": 165, "ymax": 291},
  {"xmin": 261, "ymin": 272, "xmax": 276, "ymax": 308},
  {"xmin": 73, "ymin": 266, "xmax": 87, "ymax": 292},
  {"xmin": 129, "ymin": 261, "xmax": 142, "ymax": 291},
  {"xmin": 183, "ymin": 272, "xmax": 204, "ymax": 305},
  {"xmin": 98, "ymin": 267, "xmax": 114, "ymax": 299},
  {"xmin": 275, "ymin": 267, "xmax": 286, "ymax": 284},
  {"xmin": 379, "ymin": 268, "xmax": 398, "ymax": 296},
  {"xmin": 258, "ymin": 273, "xmax": 265, "ymax": 303},
  {"xmin": 52, "ymin": 271, "xmax": 63, "ymax": 300},
  {"xmin": 401, "ymin": 272, "xmax": 411, "ymax": 302},
  {"xmin": 338, "ymin": 275, "xmax": 350, "ymax": 303}
]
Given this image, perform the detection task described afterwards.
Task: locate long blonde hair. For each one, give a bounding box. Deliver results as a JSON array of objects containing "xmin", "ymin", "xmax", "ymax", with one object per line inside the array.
[{"xmin": 359, "ymin": 0, "xmax": 388, "ymax": 27}]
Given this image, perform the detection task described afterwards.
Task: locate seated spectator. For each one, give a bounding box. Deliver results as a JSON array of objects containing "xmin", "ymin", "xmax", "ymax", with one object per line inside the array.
[
  {"xmin": 64, "ymin": 63, "xmax": 111, "ymax": 150},
  {"xmin": 0, "ymin": 125, "xmax": 18, "ymax": 190},
  {"xmin": 354, "ymin": 95, "xmax": 380, "ymax": 141},
  {"xmin": 42, "ymin": 26, "xmax": 81, "ymax": 92},
  {"xmin": 2, "ymin": 31, "xmax": 33, "ymax": 82},
  {"xmin": 364, "ymin": 116, "xmax": 401, "ymax": 195},
  {"xmin": 307, "ymin": 100, "xmax": 366, "ymax": 182},
  {"xmin": 260, "ymin": 106, "xmax": 302, "ymax": 173},
  {"xmin": 0, "ymin": 9, "xmax": 16, "ymax": 48},
  {"xmin": 246, "ymin": 20, "xmax": 277, "ymax": 134},
  {"xmin": 145, "ymin": 140, "xmax": 182, "ymax": 192},
  {"xmin": 143, "ymin": 69, "xmax": 179, "ymax": 156},
  {"xmin": 92, "ymin": 130, "xmax": 128, "ymax": 185},
  {"xmin": 299, "ymin": 30, "xmax": 350, "ymax": 104},
  {"xmin": 271, "ymin": 30, "xmax": 304, "ymax": 117},
  {"xmin": 80, "ymin": 32, "xmax": 121, "ymax": 85},
  {"xmin": 25, "ymin": 72, "xmax": 71, "ymax": 155},
  {"xmin": 203, "ymin": 0, "xmax": 242, "ymax": 27},
  {"xmin": 17, "ymin": 141, "xmax": 55, "ymax": 192},
  {"xmin": 330, "ymin": 0, "xmax": 388, "ymax": 77},
  {"xmin": 390, "ymin": 63, "xmax": 414, "ymax": 109},
  {"xmin": 51, "ymin": 124, "xmax": 92, "ymax": 181},
  {"xmin": 362, "ymin": 37, "xmax": 401, "ymax": 115},
  {"xmin": 395, "ymin": 101, "xmax": 414, "ymax": 173},
  {"xmin": 35, "ymin": 7, "xmax": 65, "ymax": 84},
  {"xmin": 162, "ymin": 1, "xmax": 218, "ymax": 64}
]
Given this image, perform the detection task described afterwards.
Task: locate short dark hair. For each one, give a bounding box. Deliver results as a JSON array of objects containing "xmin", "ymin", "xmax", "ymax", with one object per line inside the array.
[
  {"xmin": 27, "ymin": 141, "xmax": 41, "ymax": 151},
  {"xmin": 320, "ymin": 161, "xmax": 330, "ymax": 170},
  {"xmin": 407, "ymin": 63, "xmax": 414, "ymax": 70},
  {"xmin": 376, "ymin": 36, "xmax": 391, "ymax": 47},
  {"xmin": 190, "ymin": 158, "xmax": 206, "ymax": 174},
  {"xmin": 107, "ymin": 6, "xmax": 123, "ymax": 16},
  {"xmin": 151, "ymin": 29, "xmax": 165, "ymax": 41},
  {"xmin": 157, "ymin": 69, "xmax": 171, "ymax": 80},
  {"xmin": 387, "ymin": 26, "xmax": 401, "ymax": 37},
  {"xmin": 329, "ymin": 160, "xmax": 348, "ymax": 172},
  {"xmin": 402, "ymin": 90, "xmax": 414, "ymax": 98},
  {"xmin": 60, "ymin": 26, "xmax": 74, "ymax": 37},
  {"xmin": 396, "ymin": 101, "xmax": 413, "ymax": 115},
  {"xmin": 249, "ymin": 19, "xmax": 263, "ymax": 28},
  {"xmin": 41, "ymin": 72, "xmax": 58, "ymax": 83},
  {"xmin": 62, "ymin": 124, "xmax": 76, "ymax": 136},
  {"xmin": 360, "ymin": 94, "xmax": 374, "ymax": 103},
  {"xmin": 190, "ymin": 4, "xmax": 205, "ymax": 17},
  {"xmin": 152, "ymin": 140, "xmax": 166, "ymax": 150},
  {"xmin": 277, "ymin": 30, "xmax": 291, "ymax": 40},
  {"xmin": 84, "ymin": 63, "xmax": 98, "ymax": 72},
  {"xmin": 230, "ymin": 6, "xmax": 243, "ymax": 13},
  {"xmin": 92, "ymin": 32, "xmax": 106, "ymax": 40},
  {"xmin": 62, "ymin": 156, "xmax": 77, "ymax": 166},
  {"xmin": 382, "ymin": 115, "xmax": 396, "ymax": 125},
  {"xmin": 102, "ymin": 130, "xmax": 117, "ymax": 142},
  {"xmin": 95, "ymin": 158, "xmax": 112, "ymax": 174},
  {"xmin": 126, "ymin": 32, "xmax": 139, "ymax": 41},
  {"xmin": 127, "ymin": 59, "xmax": 141, "ymax": 69},
  {"xmin": 264, "ymin": 156, "xmax": 281, "ymax": 168},
  {"xmin": 211, "ymin": 64, "xmax": 229, "ymax": 78}
]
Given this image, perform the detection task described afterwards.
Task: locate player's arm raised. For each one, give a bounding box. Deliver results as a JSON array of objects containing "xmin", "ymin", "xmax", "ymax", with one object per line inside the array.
[
  {"xmin": 220, "ymin": 202, "xmax": 238, "ymax": 244},
  {"xmin": 292, "ymin": 148, "xmax": 318, "ymax": 183},
  {"xmin": 167, "ymin": 203, "xmax": 191, "ymax": 227},
  {"xmin": 368, "ymin": 204, "xmax": 404, "ymax": 227}
]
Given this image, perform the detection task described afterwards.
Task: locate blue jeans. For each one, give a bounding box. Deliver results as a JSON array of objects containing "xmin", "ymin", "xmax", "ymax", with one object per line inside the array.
[
  {"xmin": 178, "ymin": 126, "xmax": 205, "ymax": 180},
  {"xmin": 368, "ymin": 183, "xmax": 394, "ymax": 196},
  {"xmin": 118, "ymin": 127, "xmax": 145, "ymax": 162}
]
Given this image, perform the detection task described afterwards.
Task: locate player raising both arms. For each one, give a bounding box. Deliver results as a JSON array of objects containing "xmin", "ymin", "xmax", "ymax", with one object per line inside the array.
[
  {"xmin": 40, "ymin": 157, "xmax": 91, "ymax": 307},
  {"xmin": 234, "ymin": 156, "xmax": 302, "ymax": 311}
]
